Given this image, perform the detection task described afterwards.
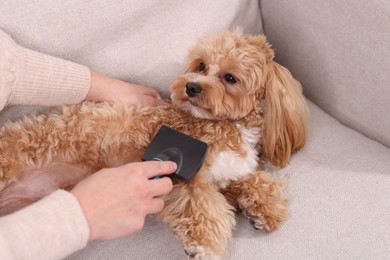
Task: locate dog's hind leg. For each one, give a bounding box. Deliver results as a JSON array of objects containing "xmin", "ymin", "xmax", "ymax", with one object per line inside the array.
[
  {"xmin": 158, "ymin": 179, "xmax": 235, "ymax": 260},
  {"xmin": 221, "ymin": 171, "xmax": 288, "ymax": 232}
]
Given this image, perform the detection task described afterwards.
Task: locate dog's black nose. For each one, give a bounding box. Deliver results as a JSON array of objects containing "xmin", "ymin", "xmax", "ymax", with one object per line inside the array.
[{"xmin": 185, "ymin": 82, "xmax": 202, "ymax": 97}]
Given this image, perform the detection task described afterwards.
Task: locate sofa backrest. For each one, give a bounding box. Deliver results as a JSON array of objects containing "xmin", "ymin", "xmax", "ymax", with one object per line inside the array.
[{"xmin": 261, "ymin": 0, "xmax": 390, "ymax": 147}]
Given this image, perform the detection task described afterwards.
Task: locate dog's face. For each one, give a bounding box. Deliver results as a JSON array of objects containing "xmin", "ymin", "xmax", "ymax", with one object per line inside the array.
[
  {"xmin": 170, "ymin": 29, "xmax": 272, "ymax": 120},
  {"xmin": 171, "ymin": 29, "xmax": 308, "ymax": 168}
]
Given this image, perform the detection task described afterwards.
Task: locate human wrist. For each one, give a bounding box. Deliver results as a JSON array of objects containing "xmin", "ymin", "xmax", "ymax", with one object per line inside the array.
[{"xmin": 85, "ymin": 71, "xmax": 111, "ymax": 102}]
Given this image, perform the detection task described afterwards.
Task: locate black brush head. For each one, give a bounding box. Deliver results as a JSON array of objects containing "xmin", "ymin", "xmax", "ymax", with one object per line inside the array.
[{"xmin": 142, "ymin": 125, "xmax": 208, "ymax": 181}]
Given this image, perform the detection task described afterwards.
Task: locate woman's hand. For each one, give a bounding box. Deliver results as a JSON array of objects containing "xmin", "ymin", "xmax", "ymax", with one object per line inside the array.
[
  {"xmin": 85, "ymin": 71, "xmax": 167, "ymax": 106},
  {"xmin": 71, "ymin": 161, "xmax": 176, "ymax": 241}
]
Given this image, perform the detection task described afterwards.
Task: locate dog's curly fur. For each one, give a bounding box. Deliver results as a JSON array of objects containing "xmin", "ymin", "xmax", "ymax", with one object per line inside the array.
[{"xmin": 0, "ymin": 29, "xmax": 308, "ymax": 259}]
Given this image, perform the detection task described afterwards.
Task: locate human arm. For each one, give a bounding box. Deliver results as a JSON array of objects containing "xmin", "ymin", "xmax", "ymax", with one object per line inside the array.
[
  {"xmin": 0, "ymin": 29, "xmax": 90, "ymax": 110},
  {"xmin": 0, "ymin": 161, "xmax": 175, "ymax": 259},
  {"xmin": 0, "ymin": 190, "xmax": 89, "ymax": 260},
  {"xmin": 0, "ymin": 29, "xmax": 165, "ymax": 111}
]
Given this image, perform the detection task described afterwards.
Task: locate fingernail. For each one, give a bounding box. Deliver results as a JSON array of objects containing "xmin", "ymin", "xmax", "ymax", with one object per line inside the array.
[{"xmin": 171, "ymin": 162, "xmax": 177, "ymax": 171}]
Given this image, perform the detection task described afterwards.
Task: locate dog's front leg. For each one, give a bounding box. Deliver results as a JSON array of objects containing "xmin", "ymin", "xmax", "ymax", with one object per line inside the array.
[
  {"xmin": 221, "ymin": 171, "xmax": 288, "ymax": 232},
  {"xmin": 158, "ymin": 180, "xmax": 235, "ymax": 260}
]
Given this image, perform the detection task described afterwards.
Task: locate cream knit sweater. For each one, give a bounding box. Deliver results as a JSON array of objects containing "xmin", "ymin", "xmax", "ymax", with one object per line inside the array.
[
  {"xmin": 0, "ymin": 30, "xmax": 90, "ymax": 110},
  {"xmin": 0, "ymin": 30, "xmax": 90, "ymax": 259}
]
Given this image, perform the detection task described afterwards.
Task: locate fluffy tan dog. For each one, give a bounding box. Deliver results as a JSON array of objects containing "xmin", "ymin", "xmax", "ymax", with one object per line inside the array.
[{"xmin": 0, "ymin": 29, "xmax": 308, "ymax": 259}]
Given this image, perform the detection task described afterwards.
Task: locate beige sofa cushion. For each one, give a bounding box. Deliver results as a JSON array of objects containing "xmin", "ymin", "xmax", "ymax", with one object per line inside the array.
[{"xmin": 261, "ymin": 0, "xmax": 390, "ymax": 147}]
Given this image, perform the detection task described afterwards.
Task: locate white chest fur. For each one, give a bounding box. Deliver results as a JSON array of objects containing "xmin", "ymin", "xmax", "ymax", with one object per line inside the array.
[{"xmin": 207, "ymin": 125, "xmax": 261, "ymax": 188}]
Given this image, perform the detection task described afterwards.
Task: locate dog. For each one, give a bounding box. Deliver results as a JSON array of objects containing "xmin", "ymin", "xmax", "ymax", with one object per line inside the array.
[{"xmin": 0, "ymin": 29, "xmax": 308, "ymax": 259}]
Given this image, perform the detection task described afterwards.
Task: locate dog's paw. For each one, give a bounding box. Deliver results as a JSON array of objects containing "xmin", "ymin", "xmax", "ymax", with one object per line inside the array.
[
  {"xmin": 241, "ymin": 201, "xmax": 287, "ymax": 232},
  {"xmin": 231, "ymin": 172, "xmax": 288, "ymax": 232},
  {"xmin": 184, "ymin": 246, "xmax": 222, "ymax": 260},
  {"xmin": 243, "ymin": 210, "xmax": 269, "ymax": 231}
]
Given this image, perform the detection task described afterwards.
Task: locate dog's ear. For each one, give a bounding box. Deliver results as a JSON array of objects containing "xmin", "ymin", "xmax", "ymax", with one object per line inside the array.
[{"xmin": 263, "ymin": 62, "xmax": 308, "ymax": 168}]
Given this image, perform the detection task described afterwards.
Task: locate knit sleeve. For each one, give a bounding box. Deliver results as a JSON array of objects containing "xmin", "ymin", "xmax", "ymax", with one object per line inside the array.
[
  {"xmin": 0, "ymin": 30, "xmax": 91, "ymax": 111},
  {"xmin": 0, "ymin": 190, "xmax": 89, "ymax": 260}
]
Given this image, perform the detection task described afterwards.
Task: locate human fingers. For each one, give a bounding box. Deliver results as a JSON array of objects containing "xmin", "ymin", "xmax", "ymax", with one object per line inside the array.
[
  {"xmin": 144, "ymin": 87, "xmax": 162, "ymax": 99},
  {"xmin": 140, "ymin": 94, "xmax": 168, "ymax": 107},
  {"xmin": 148, "ymin": 177, "xmax": 173, "ymax": 197},
  {"xmin": 145, "ymin": 197, "xmax": 165, "ymax": 215},
  {"xmin": 123, "ymin": 161, "xmax": 177, "ymax": 179},
  {"xmin": 129, "ymin": 83, "xmax": 162, "ymax": 99}
]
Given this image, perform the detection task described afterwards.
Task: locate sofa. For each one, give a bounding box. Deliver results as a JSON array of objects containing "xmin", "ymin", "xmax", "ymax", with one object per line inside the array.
[{"xmin": 1, "ymin": 0, "xmax": 389, "ymax": 259}]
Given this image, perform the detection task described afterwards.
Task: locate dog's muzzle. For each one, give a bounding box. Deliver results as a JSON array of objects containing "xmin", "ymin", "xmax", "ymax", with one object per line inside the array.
[{"xmin": 186, "ymin": 82, "xmax": 202, "ymax": 97}]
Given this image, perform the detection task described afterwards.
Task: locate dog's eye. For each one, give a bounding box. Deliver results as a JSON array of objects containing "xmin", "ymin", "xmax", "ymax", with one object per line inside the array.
[
  {"xmin": 224, "ymin": 73, "xmax": 237, "ymax": 84},
  {"xmin": 198, "ymin": 62, "xmax": 206, "ymax": 72}
]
